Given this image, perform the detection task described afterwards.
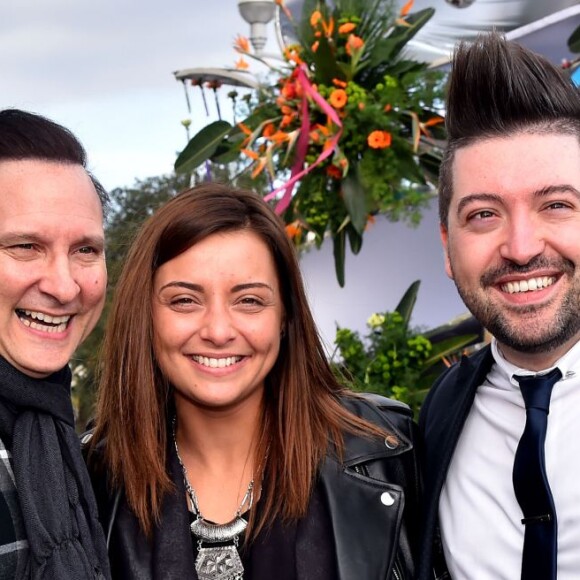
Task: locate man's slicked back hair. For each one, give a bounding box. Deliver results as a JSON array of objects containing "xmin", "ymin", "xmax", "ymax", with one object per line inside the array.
[
  {"xmin": 0, "ymin": 108, "xmax": 109, "ymax": 212},
  {"xmin": 439, "ymin": 32, "xmax": 580, "ymax": 225}
]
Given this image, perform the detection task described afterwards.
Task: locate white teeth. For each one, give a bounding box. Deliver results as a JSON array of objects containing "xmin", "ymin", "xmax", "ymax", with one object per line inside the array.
[
  {"xmin": 17, "ymin": 309, "xmax": 70, "ymax": 333},
  {"xmin": 22, "ymin": 310, "xmax": 71, "ymax": 324},
  {"xmin": 502, "ymin": 276, "xmax": 555, "ymax": 294},
  {"xmin": 192, "ymin": 355, "xmax": 242, "ymax": 368},
  {"xmin": 20, "ymin": 318, "xmax": 67, "ymax": 333}
]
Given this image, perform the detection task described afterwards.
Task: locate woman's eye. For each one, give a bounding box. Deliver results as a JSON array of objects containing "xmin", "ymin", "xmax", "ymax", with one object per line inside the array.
[{"xmin": 172, "ymin": 297, "xmax": 194, "ymax": 305}]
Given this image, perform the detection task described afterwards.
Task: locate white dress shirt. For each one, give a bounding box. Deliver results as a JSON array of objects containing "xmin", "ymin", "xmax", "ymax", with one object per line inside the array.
[{"xmin": 439, "ymin": 338, "xmax": 580, "ymax": 579}]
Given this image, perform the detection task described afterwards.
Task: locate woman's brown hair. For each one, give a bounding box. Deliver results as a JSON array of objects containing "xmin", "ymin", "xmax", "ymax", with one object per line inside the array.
[{"xmin": 90, "ymin": 182, "xmax": 386, "ymax": 536}]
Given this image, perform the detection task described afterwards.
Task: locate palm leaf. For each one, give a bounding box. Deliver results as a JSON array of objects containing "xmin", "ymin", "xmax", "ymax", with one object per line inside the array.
[
  {"xmin": 175, "ymin": 120, "xmax": 232, "ymax": 174},
  {"xmin": 395, "ymin": 280, "xmax": 420, "ymax": 328}
]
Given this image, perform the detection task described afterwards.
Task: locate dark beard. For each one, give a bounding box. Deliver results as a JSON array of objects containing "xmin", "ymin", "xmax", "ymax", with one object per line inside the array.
[{"xmin": 452, "ymin": 256, "xmax": 580, "ymax": 355}]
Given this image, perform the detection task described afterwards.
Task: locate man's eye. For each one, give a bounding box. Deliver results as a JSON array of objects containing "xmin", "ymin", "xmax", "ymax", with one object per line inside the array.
[
  {"xmin": 469, "ymin": 210, "xmax": 495, "ymax": 220},
  {"xmin": 77, "ymin": 246, "xmax": 97, "ymax": 254}
]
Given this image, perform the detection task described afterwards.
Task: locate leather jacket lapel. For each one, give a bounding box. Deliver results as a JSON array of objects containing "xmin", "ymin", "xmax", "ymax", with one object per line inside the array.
[{"xmin": 298, "ymin": 402, "xmax": 413, "ymax": 580}]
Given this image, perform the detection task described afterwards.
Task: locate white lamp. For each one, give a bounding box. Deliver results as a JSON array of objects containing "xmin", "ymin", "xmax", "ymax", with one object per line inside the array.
[{"xmin": 237, "ymin": 0, "xmax": 276, "ymax": 55}]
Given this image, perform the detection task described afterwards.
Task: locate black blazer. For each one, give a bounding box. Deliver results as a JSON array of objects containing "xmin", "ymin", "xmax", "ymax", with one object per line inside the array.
[{"xmin": 417, "ymin": 345, "xmax": 494, "ymax": 580}]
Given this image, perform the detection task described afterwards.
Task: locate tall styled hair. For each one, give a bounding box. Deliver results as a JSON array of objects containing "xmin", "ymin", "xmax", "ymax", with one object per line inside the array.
[
  {"xmin": 0, "ymin": 108, "xmax": 109, "ymax": 212},
  {"xmin": 439, "ymin": 32, "xmax": 580, "ymax": 225},
  {"xmin": 91, "ymin": 183, "xmax": 385, "ymax": 536}
]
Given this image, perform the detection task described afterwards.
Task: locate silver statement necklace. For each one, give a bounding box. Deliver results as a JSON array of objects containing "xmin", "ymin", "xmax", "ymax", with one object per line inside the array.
[{"xmin": 173, "ymin": 420, "xmax": 253, "ymax": 580}]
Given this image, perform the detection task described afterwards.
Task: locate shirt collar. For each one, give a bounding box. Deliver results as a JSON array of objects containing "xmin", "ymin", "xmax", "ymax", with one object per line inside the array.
[{"xmin": 491, "ymin": 337, "xmax": 580, "ymax": 387}]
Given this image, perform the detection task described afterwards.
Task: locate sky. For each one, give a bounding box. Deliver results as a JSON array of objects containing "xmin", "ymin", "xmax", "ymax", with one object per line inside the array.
[{"xmin": 2, "ymin": 0, "xmax": 272, "ymax": 191}]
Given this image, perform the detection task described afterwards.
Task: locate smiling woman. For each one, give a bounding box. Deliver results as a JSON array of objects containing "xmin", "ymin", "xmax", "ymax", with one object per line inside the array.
[{"xmin": 86, "ymin": 183, "xmax": 420, "ymax": 580}]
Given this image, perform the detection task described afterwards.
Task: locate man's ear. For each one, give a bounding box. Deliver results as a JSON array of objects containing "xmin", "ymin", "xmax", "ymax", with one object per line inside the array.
[{"xmin": 440, "ymin": 223, "xmax": 453, "ymax": 280}]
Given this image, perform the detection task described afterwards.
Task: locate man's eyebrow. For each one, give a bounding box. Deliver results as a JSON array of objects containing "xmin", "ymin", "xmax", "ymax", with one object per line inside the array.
[
  {"xmin": 534, "ymin": 184, "xmax": 580, "ymax": 200},
  {"xmin": 455, "ymin": 185, "xmax": 580, "ymax": 217},
  {"xmin": 0, "ymin": 232, "xmax": 104, "ymax": 249},
  {"xmin": 456, "ymin": 193, "xmax": 504, "ymax": 217}
]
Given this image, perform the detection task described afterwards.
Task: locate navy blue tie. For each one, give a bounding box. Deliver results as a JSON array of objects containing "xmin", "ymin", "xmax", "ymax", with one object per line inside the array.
[{"xmin": 513, "ymin": 367, "xmax": 561, "ymax": 580}]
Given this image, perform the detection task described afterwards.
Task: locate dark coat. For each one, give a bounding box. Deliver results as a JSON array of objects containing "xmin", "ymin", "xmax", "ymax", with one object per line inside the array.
[
  {"xmin": 87, "ymin": 394, "xmax": 420, "ymax": 580},
  {"xmin": 417, "ymin": 345, "xmax": 494, "ymax": 580}
]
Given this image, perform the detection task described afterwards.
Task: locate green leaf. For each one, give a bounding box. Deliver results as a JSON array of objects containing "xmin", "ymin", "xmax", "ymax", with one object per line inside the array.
[
  {"xmin": 342, "ymin": 172, "xmax": 368, "ymax": 234},
  {"xmin": 175, "ymin": 120, "xmax": 232, "ymax": 174},
  {"xmin": 346, "ymin": 223, "xmax": 363, "ymax": 255},
  {"xmin": 568, "ymin": 24, "xmax": 580, "ymax": 53},
  {"xmin": 418, "ymin": 151, "xmax": 442, "ymax": 184},
  {"xmin": 395, "ymin": 280, "xmax": 420, "ymax": 328},
  {"xmin": 369, "ymin": 8, "xmax": 435, "ymax": 65},
  {"xmin": 308, "ymin": 36, "xmax": 344, "ymax": 84},
  {"xmin": 333, "ymin": 229, "xmax": 347, "ymax": 288},
  {"xmin": 423, "ymin": 334, "xmax": 479, "ymax": 368}
]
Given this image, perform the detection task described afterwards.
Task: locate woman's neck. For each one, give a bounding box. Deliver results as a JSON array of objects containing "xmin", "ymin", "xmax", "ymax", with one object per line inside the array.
[{"xmin": 173, "ymin": 394, "xmax": 263, "ymax": 522}]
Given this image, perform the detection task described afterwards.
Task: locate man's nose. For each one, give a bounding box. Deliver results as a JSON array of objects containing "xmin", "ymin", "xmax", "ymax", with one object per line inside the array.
[
  {"xmin": 499, "ymin": 214, "xmax": 545, "ymax": 266},
  {"xmin": 37, "ymin": 255, "xmax": 81, "ymax": 304}
]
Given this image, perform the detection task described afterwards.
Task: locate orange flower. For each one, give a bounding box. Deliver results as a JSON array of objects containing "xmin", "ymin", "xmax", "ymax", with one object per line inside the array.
[
  {"xmin": 270, "ymin": 131, "xmax": 290, "ymax": 144},
  {"xmin": 280, "ymin": 105, "xmax": 294, "ymax": 115},
  {"xmin": 311, "ymin": 41, "xmax": 320, "ymax": 52},
  {"xmin": 358, "ymin": 102, "xmax": 365, "ymax": 111},
  {"xmin": 384, "ymin": 103, "xmax": 392, "ymax": 113},
  {"xmin": 422, "ymin": 116, "xmax": 444, "ymax": 128},
  {"xmin": 235, "ymin": 57, "xmax": 249, "ymax": 70},
  {"xmin": 367, "ymin": 130, "xmax": 392, "ymax": 149},
  {"xmin": 322, "ymin": 17, "xmax": 334, "ymax": 37},
  {"xmin": 251, "ymin": 157, "xmax": 267, "ymax": 178},
  {"xmin": 241, "ymin": 148, "xmax": 259, "ymax": 160},
  {"xmin": 365, "ymin": 214, "xmax": 377, "ymax": 231},
  {"xmin": 281, "ymin": 82, "xmax": 296, "ymax": 100},
  {"xmin": 338, "ymin": 22, "xmax": 356, "ymax": 34},
  {"xmin": 285, "ymin": 221, "xmax": 302, "ymax": 239},
  {"xmin": 346, "ymin": 34, "xmax": 364, "ymax": 56},
  {"xmin": 326, "ymin": 165, "xmax": 342, "ymax": 179},
  {"xmin": 400, "ymin": 0, "xmax": 414, "ymax": 16},
  {"xmin": 234, "ymin": 35, "xmax": 250, "ymax": 53},
  {"xmin": 284, "ymin": 47, "xmax": 304, "ymax": 65},
  {"xmin": 262, "ymin": 123, "xmax": 276, "ymax": 137},
  {"xmin": 309, "ymin": 130, "xmax": 320, "ymax": 142},
  {"xmin": 329, "ymin": 89, "xmax": 347, "ymax": 109},
  {"xmin": 332, "ymin": 78, "xmax": 347, "ymax": 88},
  {"xmin": 238, "ymin": 122, "xmax": 252, "ymax": 136},
  {"xmin": 310, "ymin": 10, "xmax": 322, "ymax": 26},
  {"xmin": 280, "ymin": 114, "xmax": 295, "ymax": 128},
  {"xmin": 275, "ymin": 0, "xmax": 292, "ymax": 21}
]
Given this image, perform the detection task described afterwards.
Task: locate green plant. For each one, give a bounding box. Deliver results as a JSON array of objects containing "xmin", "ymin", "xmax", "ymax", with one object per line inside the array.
[{"xmin": 332, "ymin": 280, "xmax": 478, "ymax": 415}]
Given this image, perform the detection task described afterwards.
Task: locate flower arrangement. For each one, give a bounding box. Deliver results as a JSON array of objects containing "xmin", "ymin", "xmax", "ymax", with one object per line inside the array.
[{"xmin": 175, "ymin": 0, "xmax": 446, "ymax": 285}]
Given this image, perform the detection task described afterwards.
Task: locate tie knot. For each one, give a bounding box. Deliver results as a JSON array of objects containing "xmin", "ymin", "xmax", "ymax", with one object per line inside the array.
[{"xmin": 514, "ymin": 367, "xmax": 562, "ymax": 412}]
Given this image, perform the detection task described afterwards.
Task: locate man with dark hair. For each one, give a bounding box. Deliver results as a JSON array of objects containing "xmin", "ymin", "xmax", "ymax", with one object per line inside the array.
[
  {"xmin": 0, "ymin": 109, "xmax": 110, "ymax": 578},
  {"xmin": 419, "ymin": 34, "xmax": 580, "ymax": 579}
]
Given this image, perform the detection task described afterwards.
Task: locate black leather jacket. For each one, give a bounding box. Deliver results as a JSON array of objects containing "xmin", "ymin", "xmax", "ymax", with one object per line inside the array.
[{"xmin": 86, "ymin": 394, "xmax": 420, "ymax": 580}]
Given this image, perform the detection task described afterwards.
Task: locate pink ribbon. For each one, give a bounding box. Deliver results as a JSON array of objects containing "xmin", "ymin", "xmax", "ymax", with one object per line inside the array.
[{"xmin": 264, "ymin": 66, "xmax": 343, "ymax": 214}]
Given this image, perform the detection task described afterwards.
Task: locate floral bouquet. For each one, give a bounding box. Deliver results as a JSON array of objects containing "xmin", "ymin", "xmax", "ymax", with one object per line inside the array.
[{"xmin": 176, "ymin": 0, "xmax": 446, "ymax": 285}]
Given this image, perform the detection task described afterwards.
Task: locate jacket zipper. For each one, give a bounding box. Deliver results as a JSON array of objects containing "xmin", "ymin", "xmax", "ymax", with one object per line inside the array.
[{"xmin": 392, "ymin": 557, "xmax": 403, "ymax": 580}]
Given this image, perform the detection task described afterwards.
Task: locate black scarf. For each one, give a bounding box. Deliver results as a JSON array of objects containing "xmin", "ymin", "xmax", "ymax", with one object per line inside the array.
[{"xmin": 0, "ymin": 356, "xmax": 111, "ymax": 579}]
